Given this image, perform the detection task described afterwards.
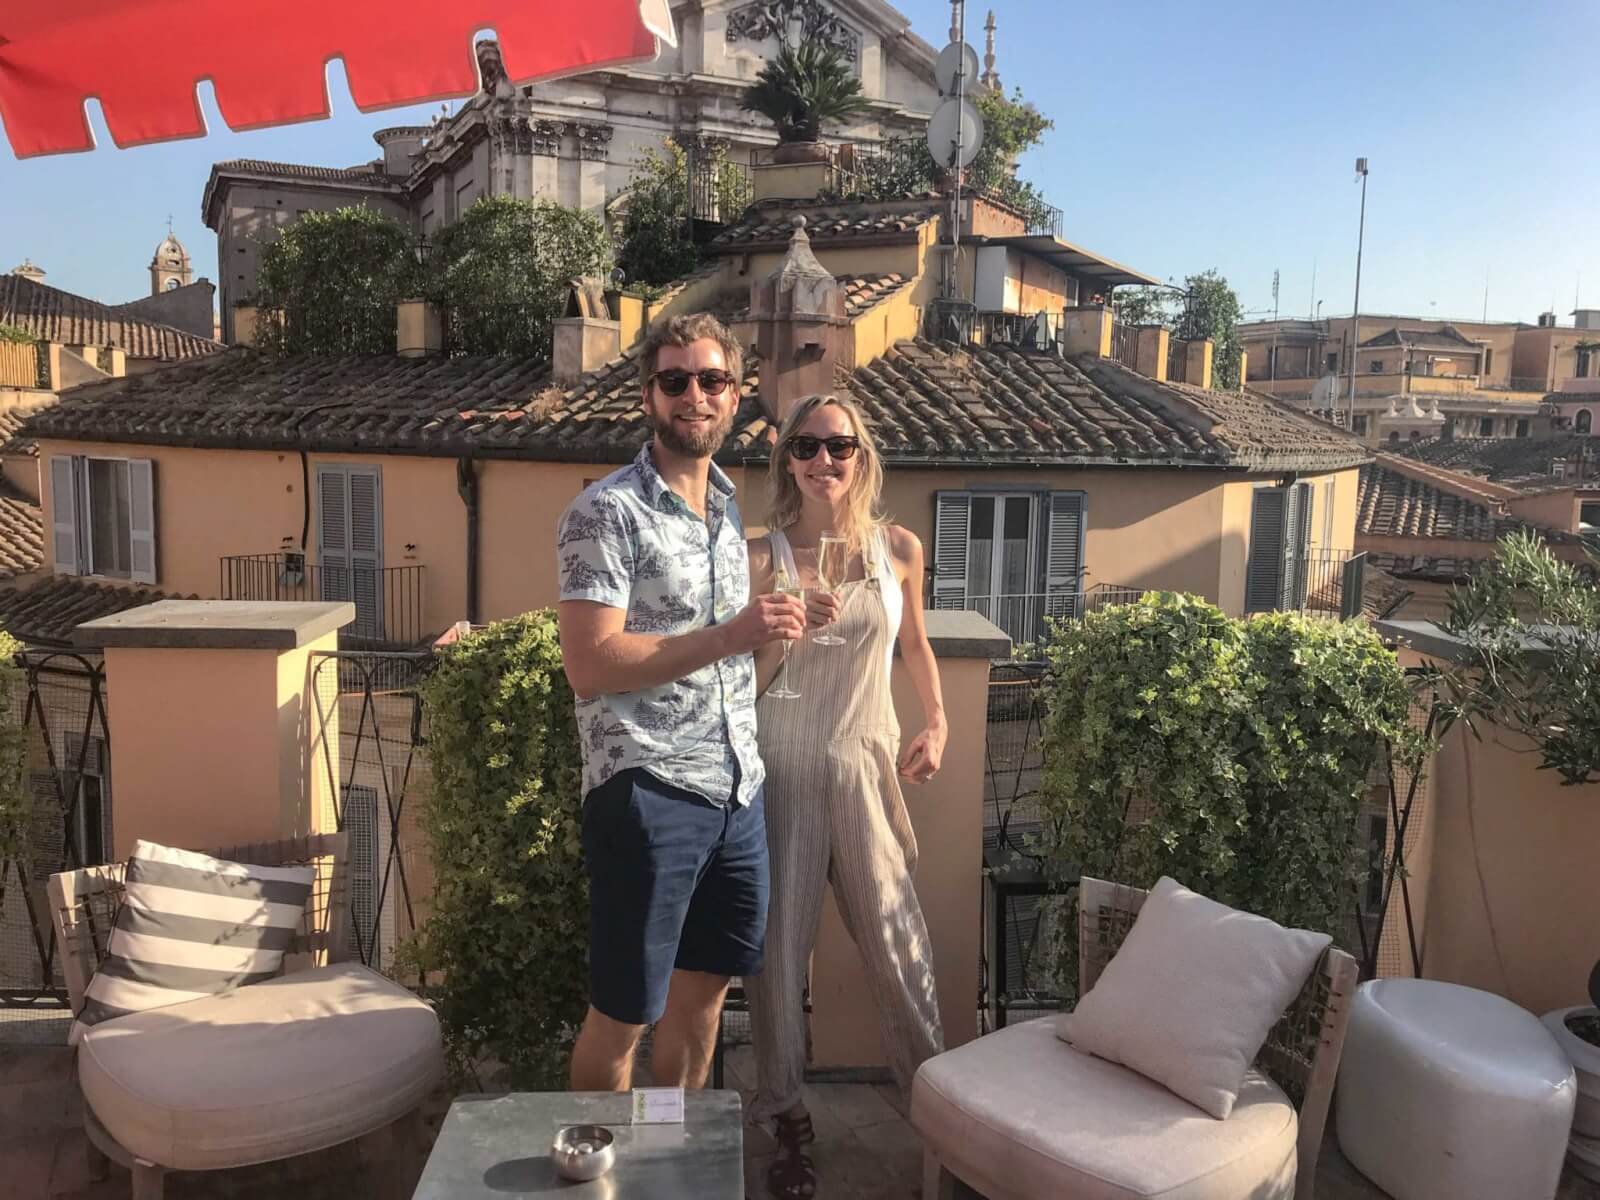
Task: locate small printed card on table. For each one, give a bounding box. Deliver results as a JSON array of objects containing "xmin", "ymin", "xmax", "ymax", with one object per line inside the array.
[{"xmin": 631, "ymin": 1086, "xmax": 685, "ymax": 1124}]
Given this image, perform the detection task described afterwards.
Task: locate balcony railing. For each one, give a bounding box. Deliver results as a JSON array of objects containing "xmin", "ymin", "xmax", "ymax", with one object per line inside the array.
[
  {"xmin": 1111, "ymin": 321, "xmax": 1140, "ymax": 370},
  {"xmin": 931, "ymin": 585, "xmax": 1146, "ymax": 650},
  {"xmin": 219, "ymin": 554, "xmax": 427, "ymax": 649},
  {"xmin": 1295, "ymin": 549, "xmax": 1368, "ymax": 620}
]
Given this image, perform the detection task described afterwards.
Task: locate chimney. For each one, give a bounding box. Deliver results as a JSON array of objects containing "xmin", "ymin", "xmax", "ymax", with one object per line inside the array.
[
  {"xmin": 396, "ymin": 300, "xmax": 443, "ymax": 358},
  {"xmin": 750, "ymin": 216, "xmax": 849, "ymax": 425},
  {"xmin": 552, "ymin": 278, "xmax": 621, "ymax": 386}
]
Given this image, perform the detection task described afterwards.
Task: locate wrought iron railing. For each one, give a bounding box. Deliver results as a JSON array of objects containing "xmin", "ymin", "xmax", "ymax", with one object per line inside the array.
[
  {"xmin": 219, "ymin": 554, "xmax": 427, "ymax": 650},
  {"xmin": 309, "ymin": 649, "xmax": 433, "ymax": 973},
  {"xmin": 932, "ymin": 585, "xmax": 1145, "ymax": 651},
  {"xmin": 1111, "ymin": 321, "xmax": 1139, "ymax": 370},
  {"xmin": 1168, "ymin": 337, "xmax": 1190, "ymax": 384},
  {"xmin": 685, "ymin": 149, "xmax": 752, "ymax": 226},
  {"xmin": 1297, "ymin": 549, "xmax": 1367, "ymax": 620}
]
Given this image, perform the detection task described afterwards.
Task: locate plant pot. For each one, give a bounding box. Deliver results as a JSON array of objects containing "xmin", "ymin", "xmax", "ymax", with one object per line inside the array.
[
  {"xmin": 1542, "ymin": 1006, "xmax": 1600, "ymax": 1138},
  {"xmin": 772, "ymin": 140, "xmax": 829, "ymax": 165},
  {"xmin": 1571, "ymin": 1131, "xmax": 1600, "ymax": 1183}
]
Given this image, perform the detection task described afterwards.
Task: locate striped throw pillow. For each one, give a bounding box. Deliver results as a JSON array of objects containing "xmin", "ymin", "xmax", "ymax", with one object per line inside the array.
[{"xmin": 71, "ymin": 841, "xmax": 315, "ymax": 1043}]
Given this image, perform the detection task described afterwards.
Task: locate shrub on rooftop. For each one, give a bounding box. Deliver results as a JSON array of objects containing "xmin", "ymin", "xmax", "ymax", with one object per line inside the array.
[
  {"xmin": 400, "ymin": 613, "xmax": 586, "ymax": 1088},
  {"xmin": 0, "ymin": 634, "xmax": 27, "ymax": 883},
  {"xmin": 1036, "ymin": 593, "xmax": 1425, "ymax": 998}
]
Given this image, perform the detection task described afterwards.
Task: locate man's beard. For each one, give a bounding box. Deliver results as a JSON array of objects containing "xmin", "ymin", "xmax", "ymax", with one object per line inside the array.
[{"xmin": 652, "ymin": 406, "xmax": 734, "ymax": 458}]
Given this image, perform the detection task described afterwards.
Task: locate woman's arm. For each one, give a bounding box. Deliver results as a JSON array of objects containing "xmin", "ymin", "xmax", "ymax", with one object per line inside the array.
[{"xmin": 889, "ymin": 526, "xmax": 947, "ymax": 783}]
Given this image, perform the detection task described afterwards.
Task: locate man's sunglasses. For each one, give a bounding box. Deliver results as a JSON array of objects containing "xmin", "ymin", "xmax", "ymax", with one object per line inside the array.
[
  {"xmin": 650, "ymin": 369, "xmax": 736, "ymax": 397},
  {"xmin": 787, "ymin": 435, "xmax": 860, "ymax": 461}
]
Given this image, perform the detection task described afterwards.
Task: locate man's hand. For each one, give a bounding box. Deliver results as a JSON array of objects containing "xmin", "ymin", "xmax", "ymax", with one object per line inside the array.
[{"xmin": 723, "ymin": 593, "xmax": 806, "ymax": 655}]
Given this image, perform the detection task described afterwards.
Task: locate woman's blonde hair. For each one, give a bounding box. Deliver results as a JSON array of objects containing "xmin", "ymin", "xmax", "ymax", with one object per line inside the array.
[{"xmin": 767, "ymin": 393, "xmax": 887, "ymax": 559}]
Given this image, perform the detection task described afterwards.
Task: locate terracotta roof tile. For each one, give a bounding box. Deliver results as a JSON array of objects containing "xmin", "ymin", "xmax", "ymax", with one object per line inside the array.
[
  {"xmin": 1401, "ymin": 433, "xmax": 1600, "ymax": 491},
  {"xmin": 211, "ymin": 158, "xmax": 396, "ymax": 185},
  {"xmin": 25, "ymin": 340, "xmax": 1370, "ymax": 474},
  {"xmin": 0, "ymin": 275, "xmax": 222, "ymax": 363},
  {"xmin": 0, "ymin": 407, "xmax": 40, "ymax": 457},
  {"xmin": 709, "ymin": 200, "xmax": 941, "ymax": 250},
  {"xmin": 0, "ymin": 484, "xmax": 41, "ymax": 580},
  {"xmin": 1356, "ymin": 463, "xmax": 1532, "ymax": 542},
  {"xmin": 0, "ymin": 577, "xmax": 186, "ymax": 647}
]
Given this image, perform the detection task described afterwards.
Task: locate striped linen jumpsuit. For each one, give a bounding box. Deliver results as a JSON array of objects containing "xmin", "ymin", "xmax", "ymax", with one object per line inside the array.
[{"xmin": 747, "ymin": 527, "xmax": 945, "ymax": 1124}]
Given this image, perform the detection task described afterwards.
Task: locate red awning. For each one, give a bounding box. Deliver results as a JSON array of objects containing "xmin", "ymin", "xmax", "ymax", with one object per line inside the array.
[{"xmin": 0, "ymin": 0, "xmax": 674, "ymax": 158}]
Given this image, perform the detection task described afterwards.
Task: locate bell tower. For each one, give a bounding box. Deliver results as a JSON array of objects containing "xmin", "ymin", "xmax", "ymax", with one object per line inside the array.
[{"xmin": 150, "ymin": 224, "xmax": 193, "ymax": 295}]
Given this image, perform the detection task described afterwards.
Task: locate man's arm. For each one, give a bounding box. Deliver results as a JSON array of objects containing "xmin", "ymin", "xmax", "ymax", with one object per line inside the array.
[{"xmin": 558, "ymin": 596, "xmax": 803, "ymax": 700}]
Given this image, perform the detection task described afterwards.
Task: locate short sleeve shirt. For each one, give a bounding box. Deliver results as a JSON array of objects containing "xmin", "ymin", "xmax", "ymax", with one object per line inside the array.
[{"xmin": 556, "ymin": 444, "xmax": 762, "ymax": 807}]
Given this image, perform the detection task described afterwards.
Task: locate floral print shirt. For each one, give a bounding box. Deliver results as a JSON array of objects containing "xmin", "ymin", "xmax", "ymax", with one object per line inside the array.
[{"xmin": 557, "ymin": 444, "xmax": 762, "ymax": 807}]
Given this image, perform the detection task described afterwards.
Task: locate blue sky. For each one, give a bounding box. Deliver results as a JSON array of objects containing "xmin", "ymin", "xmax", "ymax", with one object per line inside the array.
[{"xmin": 3, "ymin": 0, "xmax": 1597, "ymax": 326}]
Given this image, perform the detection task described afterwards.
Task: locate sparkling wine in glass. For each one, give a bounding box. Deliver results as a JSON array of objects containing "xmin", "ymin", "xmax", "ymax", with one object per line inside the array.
[
  {"xmin": 814, "ymin": 533, "xmax": 849, "ymax": 646},
  {"xmin": 768, "ymin": 566, "xmax": 803, "ymax": 699}
]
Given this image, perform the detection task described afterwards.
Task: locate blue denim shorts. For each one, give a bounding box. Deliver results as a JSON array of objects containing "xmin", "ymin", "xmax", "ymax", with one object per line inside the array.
[{"xmin": 581, "ymin": 768, "xmax": 769, "ymax": 1026}]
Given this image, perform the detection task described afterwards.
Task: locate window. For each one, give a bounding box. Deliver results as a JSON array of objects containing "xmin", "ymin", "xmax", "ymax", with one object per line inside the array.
[
  {"xmin": 316, "ymin": 464, "xmax": 384, "ymax": 641},
  {"xmin": 1326, "ymin": 352, "xmax": 1339, "ymax": 374},
  {"xmin": 1244, "ymin": 482, "xmax": 1312, "ymax": 614},
  {"xmin": 1516, "ymin": 418, "xmax": 1530, "ymax": 438},
  {"xmin": 1578, "ymin": 410, "xmax": 1594, "ymax": 434},
  {"xmin": 48, "ymin": 456, "xmax": 157, "ymax": 583},
  {"xmin": 1388, "ymin": 431, "xmax": 1401, "ymax": 445},
  {"xmin": 1578, "ymin": 348, "xmax": 1593, "ymax": 379},
  {"xmin": 1483, "ymin": 348, "xmax": 1493, "ymax": 376},
  {"xmin": 1580, "ymin": 501, "xmax": 1600, "ymax": 531},
  {"xmin": 1479, "ymin": 417, "xmax": 1495, "ymax": 437},
  {"xmin": 1409, "ymin": 430, "xmax": 1422, "ymax": 442},
  {"xmin": 931, "ymin": 490, "xmax": 1084, "ymax": 645},
  {"xmin": 1352, "ymin": 415, "xmax": 1369, "ymax": 435},
  {"xmin": 1369, "ymin": 360, "xmax": 1384, "ymax": 373}
]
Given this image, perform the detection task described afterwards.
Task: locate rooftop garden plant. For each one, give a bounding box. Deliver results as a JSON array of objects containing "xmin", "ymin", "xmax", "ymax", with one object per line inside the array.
[{"xmin": 741, "ymin": 41, "xmax": 870, "ymax": 153}]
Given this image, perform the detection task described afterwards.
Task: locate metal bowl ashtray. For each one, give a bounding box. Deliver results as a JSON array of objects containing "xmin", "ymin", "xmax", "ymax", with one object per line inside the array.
[{"xmin": 552, "ymin": 1124, "xmax": 616, "ymax": 1181}]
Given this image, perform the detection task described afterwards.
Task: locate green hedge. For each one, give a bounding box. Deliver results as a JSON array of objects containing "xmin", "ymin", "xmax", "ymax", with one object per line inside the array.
[
  {"xmin": 1038, "ymin": 593, "xmax": 1425, "ymax": 995},
  {"xmin": 403, "ymin": 613, "xmax": 586, "ymax": 1088},
  {"xmin": 0, "ymin": 635, "xmax": 26, "ymax": 872}
]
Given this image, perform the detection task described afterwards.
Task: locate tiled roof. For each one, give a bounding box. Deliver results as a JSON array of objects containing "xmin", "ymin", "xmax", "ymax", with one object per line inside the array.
[
  {"xmin": 0, "ymin": 577, "xmax": 185, "ymax": 647},
  {"xmin": 210, "ymin": 158, "xmax": 395, "ymax": 185},
  {"xmin": 708, "ymin": 200, "xmax": 941, "ymax": 250},
  {"xmin": 1402, "ymin": 434, "xmax": 1600, "ymax": 491},
  {"xmin": 717, "ymin": 272, "xmax": 913, "ymax": 322},
  {"xmin": 0, "ymin": 482, "xmax": 42, "ymax": 580},
  {"xmin": 1357, "ymin": 462, "xmax": 1533, "ymax": 542},
  {"xmin": 24, "ymin": 340, "xmax": 1370, "ymax": 473},
  {"xmin": 0, "ymin": 407, "xmax": 40, "ymax": 457},
  {"xmin": 1363, "ymin": 551, "xmax": 1484, "ymax": 583},
  {"xmin": 835, "ymin": 342, "xmax": 1368, "ymax": 471},
  {"xmin": 0, "ymin": 275, "xmax": 222, "ymax": 363},
  {"xmin": 1361, "ymin": 562, "xmax": 1414, "ymax": 620},
  {"xmin": 1359, "ymin": 325, "xmax": 1481, "ymax": 351}
]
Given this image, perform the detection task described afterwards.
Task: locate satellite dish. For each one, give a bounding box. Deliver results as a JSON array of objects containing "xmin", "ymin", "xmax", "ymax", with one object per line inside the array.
[
  {"xmin": 926, "ymin": 98, "xmax": 983, "ymax": 171},
  {"xmin": 934, "ymin": 41, "xmax": 980, "ymax": 97}
]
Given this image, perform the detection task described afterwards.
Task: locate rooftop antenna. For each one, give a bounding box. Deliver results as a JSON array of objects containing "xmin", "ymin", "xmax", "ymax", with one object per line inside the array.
[
  {"xmin": 1347, "ymin": 156, "xmax": 1370, "ymax": 431},
  {"xmin": 1270, "ymin": 268, "xmax": 1280, "ymax": 387},
  {"xmin": 1483, "ymin": 266, "xmax": 1489, "ymax": 323},
  {"xmin": 1309, "ymin": 258, "xmax": 1317, "ymax": 321}
]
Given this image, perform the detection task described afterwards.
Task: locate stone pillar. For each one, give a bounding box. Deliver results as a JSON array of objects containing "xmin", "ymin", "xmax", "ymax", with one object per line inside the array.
[
  {"xmin": 1061, "ymin": 305, "xmax": 1113, "ymax": 358},
  {"xmin": 75, "ymin": 600, "xmax": 351, "ymax": 857},
  {"xmin": 750, "ymin": 216, "xmax": 850, "ymax": 426},
  {"xmin": 1134, "ymin": 325, "xmax": 1170, "ymax": 381},
  {"xmin": 808, "ymin": 611, "xmax": 1009, "ymax": 1074},
  {"xmin": 574, "ymin": 122, "xmax": 613, "ymax": 215},
  {"xmin": 529, "ymin": 119, "xmax": 564, "ymax": 200},
  {"xmin": 1237, "ymin": 350, "xmax": 1249, "ymax": 391},
  {"xmin": 1186, "ymin": 337, "xmax": 1215, "ymax": 390}
]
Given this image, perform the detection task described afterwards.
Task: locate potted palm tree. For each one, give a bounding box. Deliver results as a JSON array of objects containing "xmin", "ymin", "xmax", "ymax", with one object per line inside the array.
[{"xmin": 741, "ymin": 41, "xmax": 871, "ymax": 164}]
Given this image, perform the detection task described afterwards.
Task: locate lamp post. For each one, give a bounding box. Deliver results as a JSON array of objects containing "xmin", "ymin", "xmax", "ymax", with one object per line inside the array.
[{"xmin": 1346, "ymin": 157, "xmax": 1369, "ymax": 428}]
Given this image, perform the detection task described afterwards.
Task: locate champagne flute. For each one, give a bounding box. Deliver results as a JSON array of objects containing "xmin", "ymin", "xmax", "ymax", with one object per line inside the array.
[
  {"xmin": 768, "ymin": 564, "xmax": 803, "ymax": 699},
  {"xmin": 813, "ymin": 532, "xmax": 849, "ymax": 646}
]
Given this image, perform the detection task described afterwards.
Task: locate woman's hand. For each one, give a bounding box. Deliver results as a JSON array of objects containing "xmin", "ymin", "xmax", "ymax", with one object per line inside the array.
[
  {"xmin": 805, "ymin": 590, "xmax": 842, "ymax": 630},
  {"xmin": 898, "ymin": 717, "xmax": 947, "ymax": 784}
]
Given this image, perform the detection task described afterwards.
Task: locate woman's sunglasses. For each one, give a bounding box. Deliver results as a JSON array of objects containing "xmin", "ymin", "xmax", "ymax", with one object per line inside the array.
[
  {"xmin": 787, "ymin": 435, "xmax": 860, "ymax": 461},
  {"xmin": 650, "ymin": 369, "xmax": 736, "ymax": 397}
]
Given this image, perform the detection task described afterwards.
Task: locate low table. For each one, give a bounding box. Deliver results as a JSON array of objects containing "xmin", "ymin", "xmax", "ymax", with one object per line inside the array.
[{"xmin": 412, "ymin": 1089, "xmax": 744, "ymax": 1198}]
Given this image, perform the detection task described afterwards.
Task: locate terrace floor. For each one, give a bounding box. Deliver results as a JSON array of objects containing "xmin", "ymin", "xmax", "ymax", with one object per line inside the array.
[{"xmin": 3, "ymin": 1039, "xmax": 1597, "ymax": 1199}]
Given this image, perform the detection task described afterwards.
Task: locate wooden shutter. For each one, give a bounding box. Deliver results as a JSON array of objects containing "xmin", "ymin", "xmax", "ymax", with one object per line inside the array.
[
  {"xmin": 1283, "ymin": 482, "xmax": 1312, "ymax": 610},
  {"xmin": 48, "ymin": 456, "xmax": 79, "ymax": 576},
  {"xmin": 317, "ymin": 466, "xmax": 351, "ymax": 604},
  {"xmin": 348, "ymin": 468, "xmax": 383, "ymax": 640},
  {"xmin": 128, "ymin": 459, "xmax": 157, "ymax": 585},
  {"xmin": 931, "ymin": 491, "xmax": 971, "ymax": 611},
  {"xmin": 1043, "ymin": 491, "xmax": 1086, "ymax": 620},
  {"xmin": 1245, "ymin": 487, "xmax": 1287, "ymax": 614}
]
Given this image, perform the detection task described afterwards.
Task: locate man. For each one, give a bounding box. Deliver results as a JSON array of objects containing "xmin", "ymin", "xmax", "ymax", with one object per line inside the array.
[{"xmin": 557, "ymin": 312, "xmax": 806, "ymax": 1091}]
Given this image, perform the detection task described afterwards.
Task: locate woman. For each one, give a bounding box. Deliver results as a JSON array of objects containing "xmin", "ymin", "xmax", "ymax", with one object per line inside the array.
[{"xmin": 745, "ymin": 393, "xmax": 948, "ymax": 1200}]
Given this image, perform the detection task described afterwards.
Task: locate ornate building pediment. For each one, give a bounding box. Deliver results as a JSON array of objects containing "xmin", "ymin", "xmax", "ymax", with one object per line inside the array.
[{"xmin": 726, "ymin": 0, "xmax": 860, "ymax": 61}]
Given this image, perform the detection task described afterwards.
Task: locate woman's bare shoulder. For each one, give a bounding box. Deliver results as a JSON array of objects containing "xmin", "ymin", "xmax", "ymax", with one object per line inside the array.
[{"xmin": 884, "ymin": 523, "xmax": 923, "ymax": 563}]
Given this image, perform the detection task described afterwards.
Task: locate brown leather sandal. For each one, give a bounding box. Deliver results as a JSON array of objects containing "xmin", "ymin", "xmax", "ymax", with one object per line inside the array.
[{"xmin": 766, "ymin": 1111, "xmax": 817, "ymax": 1200}]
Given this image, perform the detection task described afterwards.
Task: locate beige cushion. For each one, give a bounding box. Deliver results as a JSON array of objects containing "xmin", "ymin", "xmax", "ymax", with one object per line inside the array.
[
  {"xmin": 1058, "ymin": 876, "xmax": 1330, "ymax": 1118},
  {"xmin": 78, "ymin": 962, "xmax": 442, "ymax": 1171},
  {"xmin": 912, "ymin": 1018, "xmax": 1297, "ymax": 1200}
]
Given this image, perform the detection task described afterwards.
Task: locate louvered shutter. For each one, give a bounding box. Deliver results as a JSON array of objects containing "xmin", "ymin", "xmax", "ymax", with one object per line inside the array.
[
  {"xmin": 1043, "ymin": 491, "xmax": 1086, "ymax": 621},
  {"xmin": 348, "ymin": 468, "xmax": 383, "ymax": 641},
  {"xmin": 48, "ymin": 456, "xmax": 79, "ymax": 576},
  {"xmin": 1245, "ymin": 488, "xmax": 1287, "ymax": 614},
  {"xmin": 1282, "ymin": 482, "xmax": 1312, "ymax": 611},
  {"xmin": 128, "ymin": 459, "xmax": 157, "ymax": 584},
  {"xmin": 931, "ymin": 492, "xmax": 972, "ymax": 610},
  {"xmin": 317, "ymin": 466, "xmax": 351, "ymax": 608}
]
